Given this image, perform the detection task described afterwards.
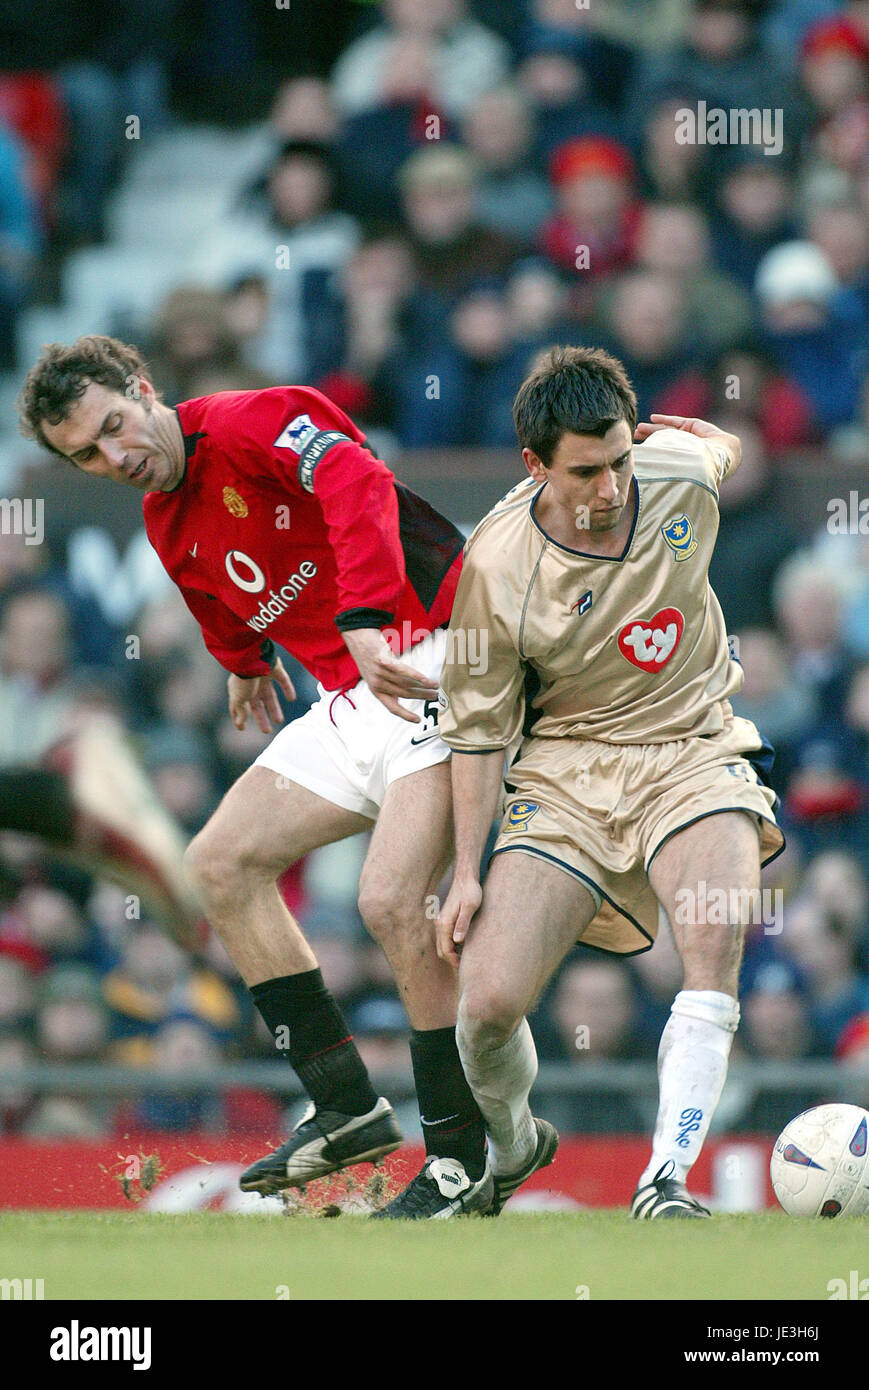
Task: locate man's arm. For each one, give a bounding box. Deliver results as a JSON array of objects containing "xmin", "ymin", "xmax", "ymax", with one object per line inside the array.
[
  {"xmin": 318, "ymin": 467, "xmax": 439, "ymax": 720},
  {"xmin": 435, "ymin": 538, "xmax": 527, "ymax": 963},
  {"xmin": 340, "ymin": 627, "xmax": 437, "ymax": 724},
  {"xmin": 436, "ymin": 749, "xmax": 505, "ymax": 967},
  {"xmin": 261, "ymin": 386, "xmax": 439, "ymax": 720},
  {"xmin": 634, "ymin": 413, "xmax": 742, "ymax": 483}
]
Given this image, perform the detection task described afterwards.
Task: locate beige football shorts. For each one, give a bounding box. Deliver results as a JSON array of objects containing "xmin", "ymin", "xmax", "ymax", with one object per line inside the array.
[{"xmin": 492, "ymin": 711, "xmax": 784, "ymax": 956}]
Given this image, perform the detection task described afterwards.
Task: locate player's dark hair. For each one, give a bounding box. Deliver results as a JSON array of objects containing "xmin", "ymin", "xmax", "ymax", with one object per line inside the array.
[
  {"xmin": 18, "ymin": 335, "xmax": 153, "ymax": 455},
  {"xmin": 513, "ymin": 345, "xmax": 638, "ymax": 466}
]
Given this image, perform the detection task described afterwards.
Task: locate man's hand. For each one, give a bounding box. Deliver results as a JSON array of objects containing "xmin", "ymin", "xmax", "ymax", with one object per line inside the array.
[
  {"xmin": 228, "ymin": 658, "xmax": 296, "ymax": 734},
  {"xmin": 436, "ymin": 874, "xmax": 483, "ymax": 968},
  {"xmin": 634, "ymin": 413, "xmax": 742, "ymax": 472},
  {"xmin": 341, "ymin": 627, "xmax": 438, "ymax": 724}
]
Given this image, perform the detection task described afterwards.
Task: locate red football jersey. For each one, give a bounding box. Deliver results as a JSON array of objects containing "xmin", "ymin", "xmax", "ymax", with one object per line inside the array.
[{"xmin": 143, "ymin": 387, "xmax": 464, "ymax": 691}]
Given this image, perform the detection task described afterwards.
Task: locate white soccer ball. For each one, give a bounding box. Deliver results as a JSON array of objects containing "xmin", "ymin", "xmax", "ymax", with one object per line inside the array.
[{"xmin": 770, "ymin": 1103, "xmax": 869, "ymax": 1217}]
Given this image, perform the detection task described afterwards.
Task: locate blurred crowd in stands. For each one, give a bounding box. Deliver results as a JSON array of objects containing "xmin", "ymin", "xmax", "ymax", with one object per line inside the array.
[{"xmin": 0, "ymin": 0, "xmax": 867, "ymax": 1138}]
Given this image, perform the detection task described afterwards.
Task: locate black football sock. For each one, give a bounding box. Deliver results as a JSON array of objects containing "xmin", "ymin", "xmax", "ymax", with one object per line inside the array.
[
  {"xmin": 411, "ymin": 1026, "xmax": 487, "ymax": 1180},
  {"xmin": 250, "ymin": 968, "xmax": 378, "ymax": 1118},
  {"xmin": 0, "ymin": 770, "xmax": 75, "ymax": 843}
]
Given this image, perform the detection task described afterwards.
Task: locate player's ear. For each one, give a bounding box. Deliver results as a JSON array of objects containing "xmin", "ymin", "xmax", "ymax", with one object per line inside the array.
[{"xmin": 522, "ymin": 447, "xmax": 547, "ymax": 481}]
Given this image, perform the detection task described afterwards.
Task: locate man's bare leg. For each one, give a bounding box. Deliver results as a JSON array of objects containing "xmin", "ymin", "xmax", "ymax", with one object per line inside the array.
[
  {"xmin": 185, "ymin": 766, "xmax": 401, "ymax": 1192},
  {"xmin": 457, "ymin": 851, "xmax": 598, "ymax": 1177},
  {"xmin": 357, "ymin": 760, "xmax": 456, "ymax": 1028},
  {"xmin": 633, "ymin": 811, "xmax": 761, "ymax": 1213},
  {"xmin": 187, "ymin": 760, "xmax": 476, "ymax": 1205},
  {"xmin": 359, "ymin": 762, "xmax": 493, "ymax": 1208},
  {"xmin": 186, "ymin": 764, "xmax": 371, "ymax": 978}
]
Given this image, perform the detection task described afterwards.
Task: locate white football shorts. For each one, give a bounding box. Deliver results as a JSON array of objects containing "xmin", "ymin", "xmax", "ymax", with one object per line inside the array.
[{"xmin": 253, "ymin": 627, "xmax": 450, "ymax": 819}]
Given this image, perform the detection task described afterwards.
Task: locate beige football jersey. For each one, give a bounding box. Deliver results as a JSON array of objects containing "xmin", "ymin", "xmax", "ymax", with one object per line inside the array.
[{"xmin": 439, "ymin": 428, "xmax": 742, "ymax": 749}]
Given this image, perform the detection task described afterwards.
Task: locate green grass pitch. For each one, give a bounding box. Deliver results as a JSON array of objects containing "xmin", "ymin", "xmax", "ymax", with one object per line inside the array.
[{"xmin": 2, "ymin": 1210, "xmax": 867, "ymax": 1300}]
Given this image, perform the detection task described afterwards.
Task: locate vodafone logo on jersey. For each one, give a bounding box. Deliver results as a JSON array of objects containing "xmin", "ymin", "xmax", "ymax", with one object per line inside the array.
[
  {"xmin": 618, "ymin": 607, "xmax": 684, "ymax": 673},
  {"xmin": 225, "ymin": 549, "xmax": 266, "ymax": 593},
  {"xmin": 223, "ymin": 548, "xmax": 319, "ymax": 633}
]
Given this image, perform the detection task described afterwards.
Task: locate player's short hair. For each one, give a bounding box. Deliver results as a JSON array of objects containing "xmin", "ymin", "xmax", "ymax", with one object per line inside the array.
[
  {"xmin": 18, "ymin": 335, "xmax": 153, "ymax": 454},
  {"xmin": 513, "ymin": 345, "xmax": 638, "ymax": 466}
]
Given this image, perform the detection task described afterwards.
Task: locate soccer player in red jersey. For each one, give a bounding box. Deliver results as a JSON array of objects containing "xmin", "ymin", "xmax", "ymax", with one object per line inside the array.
[{"xmin": 19, "ymin": 335, "xmax": 493, "ymax": 1217}]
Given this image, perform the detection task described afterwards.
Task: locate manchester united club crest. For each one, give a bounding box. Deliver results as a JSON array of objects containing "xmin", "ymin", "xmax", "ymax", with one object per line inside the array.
[
  {"xmin": 504, "ymin": 801, "xmax": 540, "ymax": 832},
  {"xmin": 223, "ymin": 486, "xmax": 248, "ymax": 518},
  {"xmin": 661, "ymin": 514, "xmax": 697, "ymax": 561}
]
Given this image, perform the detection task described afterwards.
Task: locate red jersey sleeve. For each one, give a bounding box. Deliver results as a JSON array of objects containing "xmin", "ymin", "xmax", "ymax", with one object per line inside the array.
[
  {"xmin": 239, "ymin": 387, "xmax": 407, "ymax": 631},
  {"xmin": 180, "ymin": 584, "xmax": 275, "ymax": 679}
]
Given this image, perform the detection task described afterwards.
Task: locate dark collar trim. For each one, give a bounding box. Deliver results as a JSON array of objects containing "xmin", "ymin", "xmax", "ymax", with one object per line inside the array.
[
  {"xmin": 162, "ymin": 409, "xmax": 203, "ymax": 493},
  {"xmin": 530, "ymin": 475, "xmax": 639, "ymax": 563},
  {"xmin": 178, "ymin": 413, "xmax": 205, "ymax": 460}
]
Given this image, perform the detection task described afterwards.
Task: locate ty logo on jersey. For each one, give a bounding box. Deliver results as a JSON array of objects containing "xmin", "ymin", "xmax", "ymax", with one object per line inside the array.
[{"xmin": 617, "ymin": 607, "xmax": 684, "ymax": 672}]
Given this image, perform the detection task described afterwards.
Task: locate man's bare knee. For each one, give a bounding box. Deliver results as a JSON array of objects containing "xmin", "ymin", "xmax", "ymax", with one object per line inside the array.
[
  {"xmin": 186, "ymin": 822, "xmax": 288, "ymax": 904},
  {"xmin": 458, "ymin": 987, "xmax": 523, "ymax": 1052},
  {"xmin": 357, "ymin": 869, "xmax": 424, "ymax": 942},
  {"xmin": 184, "ymin": 829, "xmax": 239, "ymax": 902}
]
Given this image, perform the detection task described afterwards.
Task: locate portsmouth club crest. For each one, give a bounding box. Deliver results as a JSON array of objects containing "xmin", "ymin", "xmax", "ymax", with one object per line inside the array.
[
  {"xmin": 505, "ymin": 800, "xmax": 540, "ymax": 832},
  {"xmin": 661, "ymin": 514, "xmax": 697, "ymax": 562}
]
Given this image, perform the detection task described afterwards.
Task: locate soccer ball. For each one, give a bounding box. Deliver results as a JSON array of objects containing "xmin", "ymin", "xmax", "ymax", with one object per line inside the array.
[{"xmin": 770, "ymin": 1103, "xmax": 869, "ymax": 1217}]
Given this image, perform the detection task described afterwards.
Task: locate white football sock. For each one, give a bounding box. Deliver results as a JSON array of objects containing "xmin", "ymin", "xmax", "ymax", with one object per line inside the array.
[
  {"xmin": 639, "ymin": 989, "xmax": 740, "ymax": 1187},
  {"xmin": 456, "ymin": 1015, "xmax": 538, "ymax": 1175}
]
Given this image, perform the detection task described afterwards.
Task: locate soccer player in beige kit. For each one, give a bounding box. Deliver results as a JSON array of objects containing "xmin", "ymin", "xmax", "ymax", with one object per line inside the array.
[{"xmin": 436, "ymin": 345, "xmax": 784, "ymax": 1217}]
